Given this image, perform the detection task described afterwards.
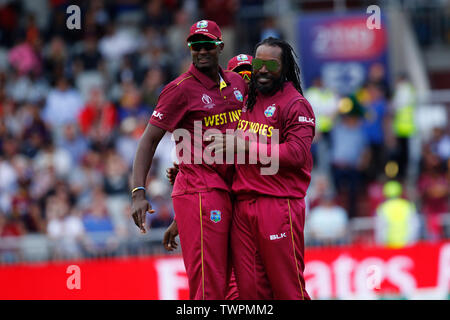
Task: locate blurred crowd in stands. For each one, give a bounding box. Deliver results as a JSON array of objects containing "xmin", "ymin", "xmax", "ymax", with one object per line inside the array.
[{"xmin": 0, "ymin": 0, "xmax": 449, "ymax": 262}]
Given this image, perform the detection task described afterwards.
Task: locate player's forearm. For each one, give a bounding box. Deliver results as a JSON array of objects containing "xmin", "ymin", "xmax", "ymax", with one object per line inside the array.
[
  {"xmin": 131, "ymin": 140, "xmax": 156, "ymax": 195},
  {"xmin": 277, "ymin": 139, "xmax": 311, "ymax": 167},
  {"xmin": 249, "ymin": 139, "xmax": 311, "ymax": 168},
  {"xmin": 131, "ymin": 124, "xmax": 166, "ymax": 197}
]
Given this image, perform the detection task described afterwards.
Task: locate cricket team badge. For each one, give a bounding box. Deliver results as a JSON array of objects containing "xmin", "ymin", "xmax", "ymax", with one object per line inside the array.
[
  {"xmin": 210, "ymin": 210, "xmax": 221, "ymax": 223},
  {"xmin": 197, "ymin": 20, "xmax": 208, "ymax": 28},
  {"xmin": 234, "ymin": 89, "xmax": 243, "ymax": 102},
  {"xmin": 264, "ymin": 104, "xmax": 276, "ymax": 117},
  {"xmin": 236, "ymin": 54, "xmax": 249, "ymax": 62}
]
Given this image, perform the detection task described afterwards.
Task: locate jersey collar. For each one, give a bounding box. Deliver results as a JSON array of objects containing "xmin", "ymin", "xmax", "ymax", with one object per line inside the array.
[{"xmin": 189, "ymin": 64, "xmax": 230, "ymax": 90}]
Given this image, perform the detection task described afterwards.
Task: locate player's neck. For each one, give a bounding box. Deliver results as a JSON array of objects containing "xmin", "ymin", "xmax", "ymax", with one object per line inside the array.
[{"xmin": 200, "ymin": 66, "xmax": 220, "ymax": 84}]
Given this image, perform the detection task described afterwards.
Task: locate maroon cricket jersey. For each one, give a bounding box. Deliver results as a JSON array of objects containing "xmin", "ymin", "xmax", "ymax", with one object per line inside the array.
[
  {"xmin": 149, "ymin": 64, "xmax": 247, "ymax": 196},
  {"xmin": 232, "ymin": 82, "xmax": 315, "ymax": 199}
]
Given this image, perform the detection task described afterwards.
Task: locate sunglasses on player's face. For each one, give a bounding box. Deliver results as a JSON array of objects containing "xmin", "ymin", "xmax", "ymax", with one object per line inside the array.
[
  {"xmin": 252, "ymin": 58, "xmax": 280, "ymax": 72},
  {"xmin": 187, "ymin": 40, "xmax": 223, "ymax": 51},
  {"xmin": 238, "ymin": 70, "xmax": 252, "ymax": 81}
]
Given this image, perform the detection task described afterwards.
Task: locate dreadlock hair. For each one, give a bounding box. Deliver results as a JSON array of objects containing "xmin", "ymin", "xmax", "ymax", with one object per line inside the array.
[{"xmin": 246, "ymin": 37, "xmax": 304, "ymax": 112}]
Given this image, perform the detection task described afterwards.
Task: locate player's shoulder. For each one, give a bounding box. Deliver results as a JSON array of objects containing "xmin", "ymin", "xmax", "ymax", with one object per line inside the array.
[
  {"xmin": 224, "ymin": 70, "xmax": 246, "ymax": 87},
  {"xmin": 283, "ymin": 84, "xmax": 313, "ymax": 110},
  {"xmin": 159, "ymin": 71, "xmax": 194, "ymax": 98},
  {"xmin": 223, "ymin": 69, "xmax": 239, "ymax": 79},
  {"xmin": 281, "ymin": 84, "xmax": 316, "ymax": 121},
  {"xmin": 168, "ymin": 71, "xmax": 195, "ymax": 88},
  {"xmin": 175, "ymin": 73, "xmax": 196, "ymax": 87}
]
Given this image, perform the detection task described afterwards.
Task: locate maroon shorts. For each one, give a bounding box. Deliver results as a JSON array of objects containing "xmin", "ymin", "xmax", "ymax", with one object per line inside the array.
[
  {"xmin": 173, "ymin": 189, "xmax": 236, "ymax": 300},
  {"xmin": 231, "ymin": 196, "xmax": 310, "ymax": 300}
]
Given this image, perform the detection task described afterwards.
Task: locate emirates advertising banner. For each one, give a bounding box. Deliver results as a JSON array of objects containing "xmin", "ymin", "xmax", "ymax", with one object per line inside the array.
[
  {"xmin": 297, "ymin": 11, "xmax": 390, "ymax": 95},
  {"xmin": 0, "ymin": 241, "xmax": 449, "ymax": 300}
]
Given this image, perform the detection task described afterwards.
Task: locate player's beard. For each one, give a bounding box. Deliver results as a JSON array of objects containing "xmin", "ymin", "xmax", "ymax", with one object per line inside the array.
[{"xmin": 255, "ymin": 74, "xmax": 284, "ymax": 96}]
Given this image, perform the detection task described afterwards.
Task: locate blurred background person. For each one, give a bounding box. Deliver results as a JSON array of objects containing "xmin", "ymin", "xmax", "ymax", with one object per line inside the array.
[
  {"xmin": 305, "ymin": 191, "xmax": 349, "ymax": 247},
  {"xmin": 390, "ymin": 74, "xmax": 417, "ymax": 181},
  {"xmin": 375, "ymin": 180, "xmax": 420, "ymax": 248},
  {"xmin": 305, "ymin": 76, "xmax": 339, "ymax": 173},
  {"xmin": 330, "ymin": 96, "xmax": 370, "ymax": 218}
]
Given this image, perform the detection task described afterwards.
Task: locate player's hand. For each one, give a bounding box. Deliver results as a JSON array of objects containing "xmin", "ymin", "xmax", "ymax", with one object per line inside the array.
[
  {"xmin": 131, "ymin": 197, "xmax": 155, "ymax": 234},
  {"xmin": 165, "ymin": 162, "xmax": 179, "ymax": 186},
  {"xmin": 163, "ymin": 220, "xmax": 179, "ymax": 251},
  {"xmin": 205, "ymin": 133, "xmax": 235, "ymax": 155},
  {"xmin": 206, "ymin": 133, "xmax": 248, "ymax": 155}
]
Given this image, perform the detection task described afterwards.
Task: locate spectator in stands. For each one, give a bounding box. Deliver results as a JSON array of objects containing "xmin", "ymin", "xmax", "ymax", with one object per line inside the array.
[
  {"xmin": 0, "ymin": 99, "xmax": 21, "ymax": 140},
  {"xmin": 0, "ymin": 211, "xmax": 24, "ymax": 262},
  {"xmin": 306, "ymin": 191, "xmax": 349, "ymax": 246},
  {"xmin": 0, "ymin": 211, "xmax": 25, "ymax": 238},
  {"xmin": 0, "ymin": 133, "xmax": 18, "ymax": 161},
  {"xmin": 146, "ymin": 177, "xmax": 173, "ymax": 230},
  {"xmin": 29, "ymin": 165, "xmax": 57, "ymax": 207},
  {"xmin": 103, "ymin": 150, "xmax": 129, "ymax": 196},
  {"xmin": 81, "ymin": 187, "xmax": 119, "ymax": 257},
  {"xmin": 5, "ymin": 70, "xmax": 41, "ymax": 104},
  {"xmin": 142, "ymin": 0, "xmax": 174, "ymax": 30},
  {"xmin": 391, "ymin": 74, "xmax": 417, "ymax": 181},
  {"xmin": 33, "ymin": 137, "xmax": 72, "ymax": 179},
  {"xmin": 68, "ymin": 149, "xmax": 103, "ymax": 206},
  {"xmin": 98, "ymin": 22, "xmax": 140, "ymax": 62},
  {"xmin": 150, "ymin": 201, "xmax": 174, "ymax": 229},
  {"xmin": 117, "ymin": 82, "xmax": 150, "ymax": 122},
  {"xmin": 22, "ymin": 202, "xmax": 45, "ymax": 234},
  {"xmin": 429, "ymin": 126, "xmax": 450, "ymax": 164},
  {"xmin": 46, "ymin": 194, "xmax": 85, "ymax": 259},
  {"xmin": 365, "ymin": 62, "xmax": 391, "ymax": 99},
  {"xmin": 305, "ymin": 77, "xmax": 339, "ymax": 173},
  {"xmin": 42, "ymin": 35, "xmax": 69, "ymax": 83},
  {"xmin": 138, "ymin": 35, "xmax": 171, "ymax": 80},
  {"xmin": 0, "ymin": 156, "xmax": 18, "ymax": 213},
  {"xmin": 375, "ymin": 180, "xmax": 420, "ymax": 248},
  {"xmin": 75, "ymin": 35, "xmax": 103, "ymax": 72},
  {"xmin": 57, "ymin": 123, "xmax": 89, "ymax": 165},
  {"xmin": 20, "ymin": 103, "xmax": 51, "ymax": 158},
  {"xmin": 166, "ymin": 9, "xmax": 191, "ymax": 68},
  {"xmin": 8, "ymin": 38, "xmax": 41, "ymax": 76},
  {"xmin": 77, "ymin": 86, "xmax": 117, "ymax": 140},
  {"xmin": 362, "ymin": 82, "xmax": 389, "ymax": 181},
  {"xmin": 10, "ymin": 180, "xmax": 32, "ymax": 225},
  {"xmin": 141, "ymin": 67, "xmax": 165, "ymax": 109},
  {"xmin": 115, "ymin": 116, "xmax": 140, "ymax": 168},
  {"xmin": 330, "ymin": 96, "xmax": 370, "ymax": 218},
  {"xmin": 41, "ymin": 76, "xmax": 84, "ymax": 134},
  {"xmin": 307, "ymin": 172, "xmax": 335, "ymax": 210},
  {"xmin": 418, "ymin": 148, "xmax": 449, "ymax": 240}
]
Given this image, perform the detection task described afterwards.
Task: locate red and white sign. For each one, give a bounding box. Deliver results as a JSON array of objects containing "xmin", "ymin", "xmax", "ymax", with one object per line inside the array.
[
  {"xmin": 0, "ymin": 241, "xmax": 449, "ymax": 299},
  {"xmin": 305, "ymin": 241, "xmax": 450, "ymax": 299}
]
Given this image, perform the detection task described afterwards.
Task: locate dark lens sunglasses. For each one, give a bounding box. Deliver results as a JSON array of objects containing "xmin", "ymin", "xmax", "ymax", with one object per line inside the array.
[
  {"xmin": 238, "ymin": 70, "xmax": 252, "ymax": 81},
  {"xmin": 252, "ymin": 58, "xmax": 280, "ymax": 72},
  {"xmin": 187, "ymin": 40, "xmax": 223, "ymax": 51}
]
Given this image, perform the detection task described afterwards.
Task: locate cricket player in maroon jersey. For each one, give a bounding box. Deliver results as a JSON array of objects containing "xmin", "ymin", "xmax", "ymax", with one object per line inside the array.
[
  {"xmin": 209, "ymin": 37, "xmax": 315, "ymax": 299},
  {"xmin": 130, "ymin": 20, "xmax": 247, "ymax": 300},
  {"xmin": 162, "ymin": 53, "xmax": 254, "ymax": 300},
  {"xmin": 227, "ymin": 54, "xmax": 253, "ymax": 85}
]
